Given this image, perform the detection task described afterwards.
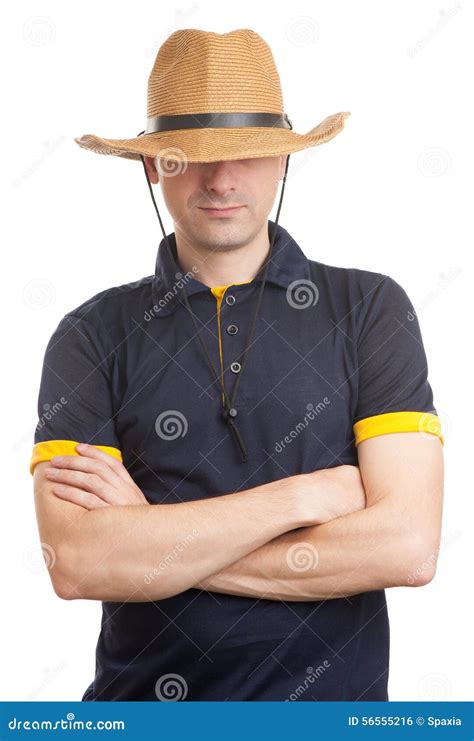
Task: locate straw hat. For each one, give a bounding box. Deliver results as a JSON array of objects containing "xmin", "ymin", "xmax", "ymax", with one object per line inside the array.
[{"xmin": 74, "ymin": 28, "xmax": 350, "ymax": 164}]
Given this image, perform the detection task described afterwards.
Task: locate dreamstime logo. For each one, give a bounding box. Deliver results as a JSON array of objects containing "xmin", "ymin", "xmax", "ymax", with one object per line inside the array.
[
  {"xmin": 417, "ymin": 410, "xmax": 447, "ymax": 444},
  {"xmin": 23, "ymin": 279, "xmax": 56, "ymax": 309},
  {"xmin": 35, "ymin": 398, "xmax": 68, "ymax": 432},
  {"xmin": 407, "ymin": 527, "xmax": 461, "ymax": 585},
  {"xmin": 407, "ymin": 3, "xmax": 462, "ymax": 59},
  {"xmin": 11, "ymin": 423, "xmax": 43, "ymax": 456},
  {"xmin": 285, "ymin": 16, "xmax": 319, "ymax": 46},
  {"xmin": 12, "ymin": 136, "xmax": 66, "ymax": 188},
  {"xmin": 278, "ymin": 151, "xmax": 312, "ymax": 185},
  {"xmin": 8, "ymin": 713, "xmax": 125, "ymax": 731},
  {"xmin": 418, "ymin": 672, "xmax": 452, "ymax": 700},
  {"xmin": 407, "ymin": 552, "xmax": 438, "ymax": 585},
  {"xmin": 144, "ymin": 528, "xmax": 199, "ymax": 584},
  {"xmin": 155, "ymin": 410, "xmax": 188, "ymax": 440},
  {"xmin": 417, "ymin": 146, "xmax": 452, "ymax": 177},
  {"xmin": 156, "ymin": 148, "xmax": 188, "ymax": 177},
  {"xmin": 285, "ymin": 661, "xmax": 331, "ymax": 701},
  {"xmin": 155, "ymin": 673, "xmax": 188, "ymax": 701},
  {"xmin": 144, "ymin": 266, "xmax": 200, "ymax": 320},
  {"xmin": 23, "ymin": 542, "xmax": 56, "ymax": 573},
  {"xmin": 275, "ymin": 398, "xmax": 331, "ymax": 452},
  {"xmin": 407, "ymin": 266, "xmax": 462, "ymax": 320},
  {"xmin": 286, "ymin": 279, "xmax": 319, "ymax": 309},
  {"xmin": 286, "ymin": 542, "xmax": 319, "ymax": 572},
  {"xmin": 23, "ymin": 16, "xmax": 56, "ymax": 46},
  {"xmin": 26, "ymin": 659, "xmax": 68, "ymax": 700}
]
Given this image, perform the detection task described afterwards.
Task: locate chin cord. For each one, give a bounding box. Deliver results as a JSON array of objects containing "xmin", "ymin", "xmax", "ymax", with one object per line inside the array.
[{"xmin": 136, "ymin": 134, "xmax": 291, "ymax": 462}]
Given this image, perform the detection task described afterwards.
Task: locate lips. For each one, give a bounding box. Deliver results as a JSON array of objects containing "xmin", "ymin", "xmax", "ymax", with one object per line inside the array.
[{"xmin": 200, "ymin": 206, "xmax": 244, "ymax": 216}]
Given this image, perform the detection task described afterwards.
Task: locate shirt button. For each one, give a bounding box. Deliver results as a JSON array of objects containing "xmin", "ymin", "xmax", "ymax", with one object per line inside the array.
[
  {"xmin": 230, "ymin": 361, "xmax": 241, "ymax": 373},
  {"xmin": 226, "ymin": 324, "xmax": 239, "ymax": 335},
  {"xmin": 225, "ymin": 295, "xmax": 236, "ymax": 305}
]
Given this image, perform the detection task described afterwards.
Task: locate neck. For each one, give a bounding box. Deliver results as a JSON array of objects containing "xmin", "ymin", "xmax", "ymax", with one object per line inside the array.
[{"xmin": 173, "ymin": 221, "xmax": 272, "ymax": 288}]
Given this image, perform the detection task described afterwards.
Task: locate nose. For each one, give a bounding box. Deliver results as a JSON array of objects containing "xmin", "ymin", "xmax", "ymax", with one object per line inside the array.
[{"xmin": 202, "ymin": 160, "xmax": 237, "ymax": 199}]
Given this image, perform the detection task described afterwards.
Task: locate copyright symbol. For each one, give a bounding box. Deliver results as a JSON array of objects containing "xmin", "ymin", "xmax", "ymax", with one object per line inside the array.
[{"xmin": 416, "ymin": 716, "xmax": 424, "ymax": 726}]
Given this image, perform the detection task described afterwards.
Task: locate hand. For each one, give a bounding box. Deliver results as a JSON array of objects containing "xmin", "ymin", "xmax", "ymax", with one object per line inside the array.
[
  {"xmin": 297, "ymin": 465, "xmax": 366, "ymax": 526},
  {"xmin": 44, "ymin": 443, "xmax": 149, "ymax": 510}
]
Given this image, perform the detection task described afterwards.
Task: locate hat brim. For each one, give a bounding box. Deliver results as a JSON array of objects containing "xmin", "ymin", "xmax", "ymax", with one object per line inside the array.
[{"xmin": 74, "ymin": 111, "xmax": 350, "ymax": 163}]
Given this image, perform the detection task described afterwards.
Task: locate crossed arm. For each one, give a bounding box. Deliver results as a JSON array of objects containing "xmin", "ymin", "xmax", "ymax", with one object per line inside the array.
[
  {"xmin": 33, "ymin": 432, "xmax": 443, "ymax": 603},
  {"xmin": 197, "ymin": 432, "xmax": 444, "ymax": 600}
]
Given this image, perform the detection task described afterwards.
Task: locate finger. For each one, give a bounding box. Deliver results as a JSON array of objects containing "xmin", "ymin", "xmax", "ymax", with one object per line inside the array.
[
  {"xmin": 74, "ymin": 444, "xmax": 134, "ymax": 485},
  {"xmin": 49, "ymin": 454, "xmax": 120, "ymax": 488},
  {"xmin": 52, "ymin": 484, "xmax": 109, "ymax": 510},
  {"xmin": 45, "ymin": 468, "xmax": 115, "ymax": 504}
]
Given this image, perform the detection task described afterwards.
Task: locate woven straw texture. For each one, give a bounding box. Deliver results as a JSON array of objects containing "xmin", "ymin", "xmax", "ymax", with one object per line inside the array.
[{"xmin": 74, "ymin": 29, "xmax": 350, "ymax": 163}]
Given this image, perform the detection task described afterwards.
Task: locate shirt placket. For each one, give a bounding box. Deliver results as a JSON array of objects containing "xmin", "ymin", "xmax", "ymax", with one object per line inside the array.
[{"xmin": 210, "ymin": 280, "xmax": 252, "ymax": 407}]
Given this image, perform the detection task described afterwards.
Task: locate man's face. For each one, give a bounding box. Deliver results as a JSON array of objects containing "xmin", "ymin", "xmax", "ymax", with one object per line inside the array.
[{"xmin": 144, "ymin": 154, "xmax": 287, "ymax": 255}]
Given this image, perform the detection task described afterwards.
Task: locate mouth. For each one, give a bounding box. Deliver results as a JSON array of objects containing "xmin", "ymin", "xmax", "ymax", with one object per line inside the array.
[{"xmin": 199, "ymin": 206, "xmax": 245, "ymax": 217}]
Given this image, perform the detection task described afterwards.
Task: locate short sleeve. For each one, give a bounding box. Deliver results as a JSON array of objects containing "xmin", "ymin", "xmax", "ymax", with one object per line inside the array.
[
  {"xmin": 353, "ymin": 275, "xmax": 444, "ymax": 447},
  {"xmin": 30, "ymin": 312, "xmax": 123, "ymax": 475}
]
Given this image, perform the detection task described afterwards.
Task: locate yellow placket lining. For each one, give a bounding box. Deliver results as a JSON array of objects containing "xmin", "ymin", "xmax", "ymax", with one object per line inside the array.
[{"xmin": 210, "ymin": 280, "xmax": 252, "ymax": 405}]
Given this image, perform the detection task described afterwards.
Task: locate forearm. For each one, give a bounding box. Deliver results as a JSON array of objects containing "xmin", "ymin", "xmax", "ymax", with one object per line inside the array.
[
  {"xmin": 197, "ymin": 500, "xmax": 423, "ymax": 601},
  {"xmin": 59, "ymin": 476, "xmax": 307, "ymax": 602}
]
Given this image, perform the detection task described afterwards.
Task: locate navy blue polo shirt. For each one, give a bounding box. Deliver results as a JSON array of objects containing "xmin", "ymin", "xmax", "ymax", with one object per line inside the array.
[{"xmin": 30, "ymin": 219, "xmax": 443, "ymax": 701}]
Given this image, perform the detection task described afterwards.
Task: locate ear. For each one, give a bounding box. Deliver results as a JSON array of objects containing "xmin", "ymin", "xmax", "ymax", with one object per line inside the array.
[
  {"xmin": 144, "ymin": 156, "xmax": 159, "ymax": 184},
  {"xmin": 278, "ymin": 154, "xmax": 288, "ymax": 180}
]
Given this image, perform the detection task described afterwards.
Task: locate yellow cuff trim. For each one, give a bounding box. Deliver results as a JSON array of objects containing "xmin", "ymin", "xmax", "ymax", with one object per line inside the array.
[
  {"xmin": 29, "ymin": 440, "xmax": 123, "ymax": 475},
  {"xmin": 353, "ymin": 411, "xmax": 444, "ymax": 447}
]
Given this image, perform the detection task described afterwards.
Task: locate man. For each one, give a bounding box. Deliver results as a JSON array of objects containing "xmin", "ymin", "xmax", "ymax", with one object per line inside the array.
[{"xmin": 30, "ymin": 29, "xmax": 444, "ymax": 701}]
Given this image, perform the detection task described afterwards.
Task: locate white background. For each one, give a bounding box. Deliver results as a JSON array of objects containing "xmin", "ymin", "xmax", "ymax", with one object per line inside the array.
[{"xmin": 1, "ymin": 0, "xmax": 472, "ymax": 701}]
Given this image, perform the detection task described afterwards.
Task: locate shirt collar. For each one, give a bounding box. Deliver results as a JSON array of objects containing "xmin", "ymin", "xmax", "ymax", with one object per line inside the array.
[{"xmin": 151, "ymin": 219, "xmax": 311, "ymax": 316}]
